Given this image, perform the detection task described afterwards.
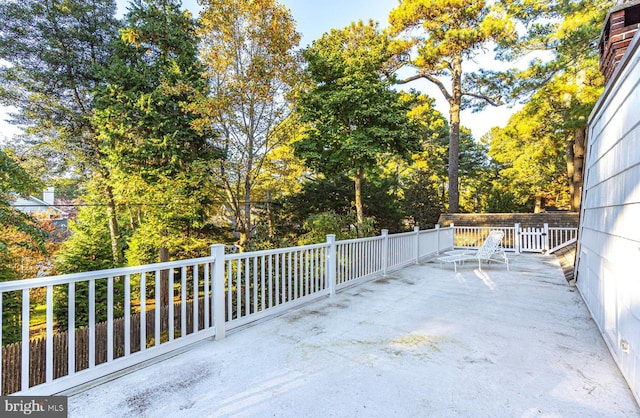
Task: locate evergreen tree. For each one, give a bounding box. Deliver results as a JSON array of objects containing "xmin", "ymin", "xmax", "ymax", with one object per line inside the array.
[
  {"xmin": 294, "ymin": 21, "xmax": 421, "ymax": 235},
  {"xmin": 0, "ymin": 0, "xmax": 124, "ymax": 263},
  {"xmin": 490, "ymin": 0, "xmax": 614, "ymax": 211},
  {"xmin": 92, "ymin": 0, "xmax": 216, "ymax": 306},
  {"xmin": 389, "ymin": 0, "xmax": 515, "ymax": 213}
]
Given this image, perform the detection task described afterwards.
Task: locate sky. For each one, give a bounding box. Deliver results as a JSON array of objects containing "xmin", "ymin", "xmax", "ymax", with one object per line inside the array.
[{"xmin": 0, "ymin": 0, "xmax": 522, "ymax": 146}]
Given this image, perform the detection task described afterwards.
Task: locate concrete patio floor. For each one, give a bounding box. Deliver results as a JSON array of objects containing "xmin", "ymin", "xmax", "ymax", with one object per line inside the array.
[{"xmin": 68, "ymin": 253, "xmax": 640, "ymax": 417}]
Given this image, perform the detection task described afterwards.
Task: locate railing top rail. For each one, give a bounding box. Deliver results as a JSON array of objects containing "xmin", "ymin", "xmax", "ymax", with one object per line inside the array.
[
  {"xmin": 454, "ymin": 225, "xmax": 514, "ymax": 229},
  {"xmin": 224, "ymin": 242, "xmax": 329, "ymax": 260},
  {"xmin": 388, "ymin": 231, "xmax": 418, "ymax": 239},
  {"xmin": 418, "ymin": 228, "xmax": 440, "ymax": 234},
  {"xmin": 0, "ymin": 256, "xmax": 216, "ymax": 292},
  {"xmin": 336, "ymin": 235, "xmax": 384, "ymax": 245}
]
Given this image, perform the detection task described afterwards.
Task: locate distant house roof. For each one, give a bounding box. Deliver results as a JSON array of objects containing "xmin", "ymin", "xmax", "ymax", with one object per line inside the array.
[{"xmin": 10, "ymin": 193, "xmax": 69, "ymax": 218}]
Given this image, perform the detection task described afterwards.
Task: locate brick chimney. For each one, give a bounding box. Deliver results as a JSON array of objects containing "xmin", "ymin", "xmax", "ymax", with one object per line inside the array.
[{"xmin": 599, "ymin": 1, "xmax": 640, "ymax": 83}]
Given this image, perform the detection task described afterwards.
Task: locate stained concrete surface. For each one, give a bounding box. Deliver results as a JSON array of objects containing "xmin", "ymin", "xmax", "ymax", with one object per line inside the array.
[{"xmin": 68, "ymin": 253, "xmax": 640, "ymax": 417}]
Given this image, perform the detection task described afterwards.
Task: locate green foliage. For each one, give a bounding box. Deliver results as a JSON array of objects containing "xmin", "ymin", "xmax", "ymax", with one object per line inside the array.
[
  {"xmin": 197, "ymin": 0, "xmax": 301, "ymax": 251},
  {"xmin": 0, "ymin": 0, "xmax": 119, "ymax": 171},
  {"xmin": 487, "ymin": 0, "xmax": 611, "ymax": 117},
  {"xmin": 485, "ymin": 183, "xmax": 532, "ymax": 213},
  {"xmin": 295, "ymin": 21, "xmax": 421, "ymax": 227},
  {"xmin": 390, "ymin": 0, "xmax": 515, "ymax": 81},
  {"xmin": 485, "ymin": 0, "xmax": 609, "ymax": 211},
  {"xmin": 52, "ymin": 199, "xmax": 121, "ymax": 330},
  {"xmin": 53, "ymin": 279, "xmax": 125, "ymax": 332},
  {"xmin": 92, "ymin": 0, "xmax": 220, "ymax": 265},
  {"xmin": 286, "ymin": 176, "xmax": 355, "ymax": 223},
  {"xmin": 389, "ymin": 0, "xmax": 516, "ymax": 212},
  {"xmin": 297, "ymin": 21, "xmax": 420, "ymax": 176},
  {"xmin": 94, "ymin": 0, "xmax": 214, "ymax": 180},
  {"xmin": 285, "ymin": 175, "xmax": 406, "ymax": 233},
  {"xmin": 0, "ymin": 149, "xmax": 48, "ymax": 343},
  {"xmin": 298, "ymin": 212, "xmax": 375, "ymax": 246},
  {"xmin": 402, "ymin": 169, "xmax": 444, "ymax": 228},
  {"xmin": 54, "ymin": 201, "xmax": 118, "ymax": 275},
  {"xmin": 0, "ymin": 0, "xmax": 124, "ymax": 263},
  {"xmin": 0, "ymin": 149, "xmax": 45, "ymax": 264},
  {"xmin": 486, "ymin": 93, "xmax": 571, "ymax": 210}
]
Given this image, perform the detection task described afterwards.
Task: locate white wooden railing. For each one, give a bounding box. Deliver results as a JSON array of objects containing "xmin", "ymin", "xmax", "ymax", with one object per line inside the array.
[
  {"xmin": 224, "ymin": 243, "xmax": 330, "ymax": 330},
  {"xmin": 0, "ymin": 255, "xmax": 220, "ymax": 396},
  {"xmin": 548, "ymin": 227, "xmax": 578, "ymax": 253},
  {"xmin": 454, "ymin": 225, "xmax": 518, "ymax": 251},
  {"xmin": 0, "ymin": 222, "xmax": 579, "ymax": 396},
  {"xmin": 453, "ymin": 223, "xmax": 578, "ymax": 254},
  {"xmin": 0, "ymin": 226, "xmax": 453, "ymax": 396}
]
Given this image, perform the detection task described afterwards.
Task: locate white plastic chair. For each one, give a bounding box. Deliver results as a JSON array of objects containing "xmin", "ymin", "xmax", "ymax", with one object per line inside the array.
[{"xmin": 438, "ymin": 230, "xmax": 510, "ymax": 272}]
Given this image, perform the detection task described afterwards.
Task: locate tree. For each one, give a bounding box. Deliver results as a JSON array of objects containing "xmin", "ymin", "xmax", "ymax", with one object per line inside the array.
[
  {"xmin": 285, "ymin": 173, "xmax": 408, "ymax": 236},
  {"xmin": 294, "ymin": 21, "xmax": 421, "ymax": 234},
  {"xmin": 0, "ymin": 149, "xmax": 45, "ymax": 278},
  {"xmin": 0, "ymin": 148, "xmax": 45, "ymax": 343},
  {"xmin": 53, "ymin": 191, "xmax": 123, "ymax": 330},
  {"xmin": 486, "ymin": 67, "xmax": 601, "ymax": 212},
  {"xmin": 229, "ymin": 114, "xmax": 308, "ymax": 249},
  {"xmin": 402, "ymin": 169, "xmax": 444, "ymax": 228},
  {"xmin": 298, "ymin": 211, "xmax": 374, "ymax": 246},
  {"xmin": 5, "ymin": 212, "xmax": 64, "ymax": 280},
  {"xmin": 487, "ymin": 94, "xmax": 566, "ymax": 212},
  {"xmin": 0, "ymin": 0, "xmax": 124, "ymax": 263},
  {"xmin": 197, "ymin": 0, "xmax": 301, "ymax": 251},
  {"xmin": 92, "ymin": 0, "xmax": 217, "ymax": 307},
  {"xmin": 389, "ymin": 0, "xmax": 515, "ymax": 213},
  {"xmin": 492, "ymin": 0, "xmax": 614, "ymax": 210}
]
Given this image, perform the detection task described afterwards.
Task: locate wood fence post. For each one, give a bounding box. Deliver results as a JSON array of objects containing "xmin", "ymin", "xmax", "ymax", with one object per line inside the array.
[
  {"xmin": 211, "ymin": 244, "xmax": 226, "ymax": 340},
  {"xmin": 326, "ymin": 235, "xmax": 336, "ymax": 296},
  {"xmin": 414, "ymin": 226, "xmax": 420, "ymax": 263},
  {"xmin": 543, "ymin": 223, "xmax": 550, "ymax": 253},
  {"xmin": 381, "ymin": 229, "xmax": 389, "ymax": 276}
]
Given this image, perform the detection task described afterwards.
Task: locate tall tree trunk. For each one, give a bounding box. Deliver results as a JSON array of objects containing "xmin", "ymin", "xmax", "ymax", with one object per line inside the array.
[
  {"xmin": 394, "ymin": 162, "xmax": 400, "ymax": 199},
  {"xmin": 104, "ymin": 183, "xmax": 122, "ymax": 265},
  {"xmin": 238, "ymin": 132, "xmax": 254, "ymax": 252},
  {"xmin": 127, "ymin": 204, "xmax": 137, "ymax": 232},
  {"xmin": 448, "ymin": 56, "xmax": 463, "ymax": 214},
  {"xmin": 354, "ymin": 167, "xmax": 364, "ymax": 237},
  {"xmin": 239, "ymin": 168, "xmax": 252, "ymax": 252},
  {"xmin": 159, "ymin": 228, "xmax": 169, "ymax": 334},
  {"xmin": 266, "ymin": 189, "xmax": 274, "ymax": 237},
  {"xmin": 571, "ymin": 127, "xmax": 585, "ymax": 211},
  {"xmin": 566, "ymin": 134, "xmax": 575, "ymax": 209},
  {"xmin": 534, "ymin": 196, "xmax": 543, "ymax": 213},
  {"xmin": 159, "ymin": 229, "xmax": 169, "ymax": 308}
]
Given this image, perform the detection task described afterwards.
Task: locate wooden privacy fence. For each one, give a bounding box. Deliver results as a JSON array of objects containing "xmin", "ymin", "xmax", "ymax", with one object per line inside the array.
[{"xmin": 2, "ymin": 298, "xmax": 207, "ymax": 395}]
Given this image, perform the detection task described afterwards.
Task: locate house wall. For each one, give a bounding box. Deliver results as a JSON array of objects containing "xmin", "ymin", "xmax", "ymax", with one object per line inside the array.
[{"xmin": 576, "ymin": 30, "xmax": 640, "ymax": 403}]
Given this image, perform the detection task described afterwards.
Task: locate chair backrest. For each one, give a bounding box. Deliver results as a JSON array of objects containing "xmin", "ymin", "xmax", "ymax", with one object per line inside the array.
[{"xmin": 476, "ymin": 230, "xmax": 505, "ymax": 261}]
